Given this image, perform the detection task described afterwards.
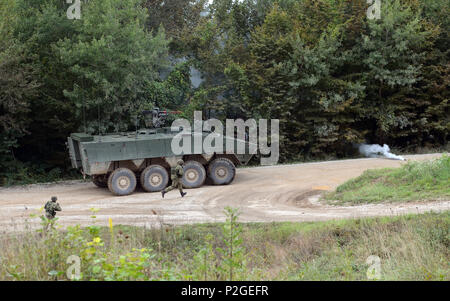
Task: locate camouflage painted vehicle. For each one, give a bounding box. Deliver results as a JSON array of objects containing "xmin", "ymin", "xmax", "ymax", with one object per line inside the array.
[{"xmin": 67, "ymin": 109, "xmax": 254, "ymax": 196}]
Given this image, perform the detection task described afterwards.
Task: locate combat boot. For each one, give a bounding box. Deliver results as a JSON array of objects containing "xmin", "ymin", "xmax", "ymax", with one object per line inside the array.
[
  {"xmin": 180, "ymin": 191, "xmax": 187, "ymax": 198},
  {"xmin": 161, "ymin": 190, "xmax": 166, "ymax": 199}
]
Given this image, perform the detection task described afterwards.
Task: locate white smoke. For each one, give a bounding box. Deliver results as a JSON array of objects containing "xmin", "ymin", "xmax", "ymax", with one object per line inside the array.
[{"xmin": 357, "ymin": 144, "xmax": 406, "ymax": 161}]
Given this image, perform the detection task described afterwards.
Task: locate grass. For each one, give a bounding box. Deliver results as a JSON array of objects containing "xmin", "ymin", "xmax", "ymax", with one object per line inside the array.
[
  {"xmin": 324, "ymin": 154, "xmax": 450, "ymax": 205},
  {"xmin": 0, "ymin": 210, "xmax": 448, "ymax": 281}
]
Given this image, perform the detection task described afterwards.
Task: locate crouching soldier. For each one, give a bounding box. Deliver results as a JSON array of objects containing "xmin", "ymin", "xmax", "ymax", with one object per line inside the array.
[
  {"xmin": 162, "ymin": 159, "xmax": 187, "ymax": 198},
  {"xmin": 45, "ymin": 196, "xmax": 62, "ymax": 220},
  {"xmin": 43, "ymin": 196, "xmax": 61, "ymax": 231}
]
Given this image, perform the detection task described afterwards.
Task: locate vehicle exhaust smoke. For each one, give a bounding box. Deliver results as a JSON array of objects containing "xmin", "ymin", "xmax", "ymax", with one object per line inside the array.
[{"xmin": 357, "ymin": 144, "xmax": 406, "ymax": 161}]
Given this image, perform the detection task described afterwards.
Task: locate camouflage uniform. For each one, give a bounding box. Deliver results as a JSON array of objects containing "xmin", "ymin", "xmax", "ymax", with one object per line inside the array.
[
  {"xmin": 44, "ymin": 196, "xmax": 62, "ymax": 220},
  {"xmin": 162, "ymin": 160, "xmax": 187, "ymax": 198}
]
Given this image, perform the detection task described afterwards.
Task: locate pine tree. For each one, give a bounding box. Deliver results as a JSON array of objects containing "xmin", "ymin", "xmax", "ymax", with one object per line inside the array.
[{"xmin": 57, "ymin": 0, "xmax": 170, "ymax": 133}]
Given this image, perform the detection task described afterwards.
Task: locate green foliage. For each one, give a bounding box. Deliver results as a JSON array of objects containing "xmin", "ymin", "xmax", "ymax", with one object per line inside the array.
[
  {"xmin": 144, "ymin": 0, "xmax": 207, "ymax": 49},
  {"xmin": 0, "ymin": 46, "xmax": 38, "ymax": 175},
  {"xmin": 0, "ymin": 159, "xmax": 81, "ymax": 186},
  {"xmin": 188, "ymin": 207, "xmax": 248, "ymax": 280},
  {"xmin": 326, "ymin": 154, "xmax": 450, "ymax": 204},
  {"xmin": 0, "ymin": 0, "xmax": 190, "ymax": 184},
  {"xmin": 217, "ymin": 207, "xmax": 246, "ymax": 280},
  {"xmin": 10, "ymin": 0, "xmax": 80, "ymax": 168},
  {"xmin": 0, "ymin": 0, "xmax": 448, "ymax": 184},
  {"xmin": 191, "ymin": 233, "xmax": 218, "ymax": 280},
  {"xmin": 0, "ymin": 211, "xmax": 448, "ymax": 280},
  {"xmin": 56, "ymin": 0, "xmax": 170, "ymax": 133},
  {"xmin": 358, "ymin": 0, "xmax": 436, "ymax": 143},
  {"xmin": 183, "ymin": 0, "xmax": 448, "ymax": 160},
  {"xmin": 0, "ymin": 0, "xmax": 16, "ymax": 46}
]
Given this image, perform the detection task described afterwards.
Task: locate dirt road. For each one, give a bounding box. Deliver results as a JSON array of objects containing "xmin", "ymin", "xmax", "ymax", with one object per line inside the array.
[{"xmin": 0, "ymin": 153, "xmax": 448, "ymax": 232}]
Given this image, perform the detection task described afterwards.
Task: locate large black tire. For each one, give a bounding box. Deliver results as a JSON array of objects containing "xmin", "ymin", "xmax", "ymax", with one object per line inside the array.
[
  {"xmin": 92, "ymin": 175, "xmax": 107, "ymax": 188},
  {"xmin": 140, "ymin": 165, "xmax": 169, "ymax": 192},
  {"xmin": 181, "ymin": 161, "xmax": 206, "ymax": 188},
  {"xmin": 107, "ymin": 168, "xmax": 137, "ymax": 196},
  {"xmin": 208, "ymin": 158, "xmax": 236, "ymax": 185}
]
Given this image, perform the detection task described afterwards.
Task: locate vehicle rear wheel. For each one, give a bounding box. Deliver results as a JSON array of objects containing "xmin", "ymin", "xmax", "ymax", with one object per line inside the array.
[
  {"xmin": 208, "ymin": 158, "xmax": 236, "ymax": 185},
  {"xmin": 182, "ymin": 161, "xmax": 206, "ymax": 188},
  {"xmin": 140, "ymin": 165, "xmax": 169, "ymax": 192},
  {"xmin": 107, "ymin": 168, "xmax": 137, "ymax": 196},
  {"xmin": 92, "ymin": 175, "xmax": 107, "ymax": 188}
]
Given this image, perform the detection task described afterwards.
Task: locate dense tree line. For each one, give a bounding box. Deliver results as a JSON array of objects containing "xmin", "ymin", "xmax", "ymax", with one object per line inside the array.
[{"xmin": 0, "ymin": 0, "xmax": 448, "ymax": 184}]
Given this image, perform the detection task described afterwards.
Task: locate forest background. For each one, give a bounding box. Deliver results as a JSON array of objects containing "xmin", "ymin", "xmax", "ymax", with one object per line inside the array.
[{"xmin": 0, "ymin": 0, "xmax": 448, "ymax": 184}]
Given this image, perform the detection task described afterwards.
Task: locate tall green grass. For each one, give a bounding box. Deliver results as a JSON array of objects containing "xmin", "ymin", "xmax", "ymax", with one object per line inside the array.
[
  {"xmin": 0, "ymin": 211, "xmax": 448, "ymax": 281},
  {"xmin": 325, "ymin": 154, "xmax": 450, "ymax": 204}
]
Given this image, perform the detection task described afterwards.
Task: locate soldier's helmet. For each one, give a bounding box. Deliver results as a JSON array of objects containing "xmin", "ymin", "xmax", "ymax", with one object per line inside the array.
[
  {"xmin": 177, "ymin": 159, "xmax": 184, "ymax": 165},
  {"xmin": 51, "ymin": 196, "xmax": 57, "ymax": 202}
]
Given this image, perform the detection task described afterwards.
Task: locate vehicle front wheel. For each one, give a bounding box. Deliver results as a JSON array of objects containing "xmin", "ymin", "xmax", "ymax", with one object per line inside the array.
[
  {"xmin": 208, "ymin": 158, "xmax": 236, "ymax": 185},
  {"xmin": 107, "ymin": 168, "xmax": 137, "ymax": 196}
]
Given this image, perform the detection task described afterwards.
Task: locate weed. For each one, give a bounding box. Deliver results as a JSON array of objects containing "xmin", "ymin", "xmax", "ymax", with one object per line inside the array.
[{"xmin": 0, "ymin": 210, "xmax": 448, "ymax": 281}]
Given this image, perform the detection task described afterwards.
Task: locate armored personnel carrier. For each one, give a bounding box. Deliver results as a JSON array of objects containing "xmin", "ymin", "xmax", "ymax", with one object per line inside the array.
[{"xmin": 67, "ymin": 109, "xmax": 254, "ymax": 196}]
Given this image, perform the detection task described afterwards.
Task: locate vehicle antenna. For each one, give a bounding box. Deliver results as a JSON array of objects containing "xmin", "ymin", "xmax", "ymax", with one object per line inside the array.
[
  {"xmin": 83, "ymin": 98, "xmax": 86, "ymax": 133},
  {"xmin": 135, "ymin": 111, "xmax": 139, "ymax": 138},
  {"xmin": 97, "ymin": 102, "xmax": 101, "ymax": 136}
]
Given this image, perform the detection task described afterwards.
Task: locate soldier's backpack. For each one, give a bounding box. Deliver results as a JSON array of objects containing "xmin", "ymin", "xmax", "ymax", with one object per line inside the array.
[{"xmin": 44, "ymin": 201, "xmax": 55, "ymax": 215}]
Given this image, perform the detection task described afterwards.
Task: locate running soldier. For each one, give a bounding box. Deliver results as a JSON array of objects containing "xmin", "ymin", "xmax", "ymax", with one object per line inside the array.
[{"xmin": 162, "ymin": 160, "xmax": 187, "ymax": 198}]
